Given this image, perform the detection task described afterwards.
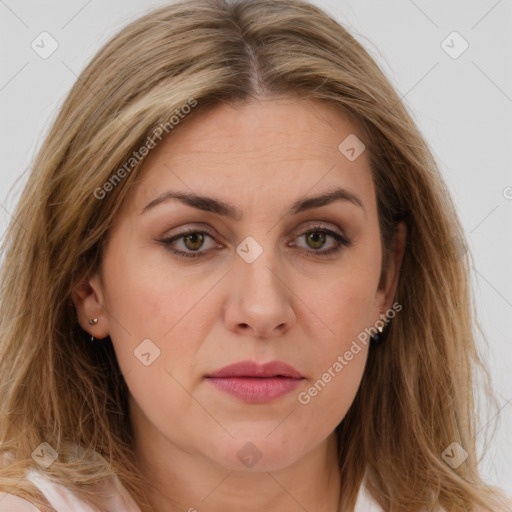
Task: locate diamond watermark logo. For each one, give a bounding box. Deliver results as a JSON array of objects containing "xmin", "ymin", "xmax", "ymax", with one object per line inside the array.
[
  {"xmin": 237, "ymin": 442, "xmax": 262, "ymax": 468},
  {"xmin": 31, "ymin": 31, "xmax": 59, "ymax": 59},
  {"xmin": 134, "ymin": 338, "xmax": 161, "ymax": 366},
  {"xmin": 441, "ymin": 442, "xmax": 468, "ymax": 469},
  {"xmin": 31, "ymin": 442, "xmax": 58, "ymax": 469},
  {"xmin": 236, "ymin": 236, "xmax": 263, "ymax": 264},
  {"xmin": 441, "ymin": 31, "xmax": 469, "ymax": 59},
  {"xmin": 338, "ymin": 134, "xmax": 365, "ymax": 161}
]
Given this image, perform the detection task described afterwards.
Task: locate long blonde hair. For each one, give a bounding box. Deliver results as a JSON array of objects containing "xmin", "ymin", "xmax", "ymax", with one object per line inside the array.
[{"xmin": 0, "ymin": 0, "xmax": 507, "ymax": 510}]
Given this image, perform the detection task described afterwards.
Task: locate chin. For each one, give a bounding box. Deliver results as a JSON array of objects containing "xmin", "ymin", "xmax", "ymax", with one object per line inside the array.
[{"xmin": 205, "ymin": 434, "xmax": 306, "ymax": 472}]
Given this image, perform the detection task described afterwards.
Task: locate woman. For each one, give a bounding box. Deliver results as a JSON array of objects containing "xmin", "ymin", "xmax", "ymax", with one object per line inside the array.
[{"xmin": 0, "ymin": 0, "xmax": 509, "ymax": 510}]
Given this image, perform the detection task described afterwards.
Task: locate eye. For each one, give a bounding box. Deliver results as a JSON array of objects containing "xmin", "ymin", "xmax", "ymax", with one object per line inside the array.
[
  {"xmin": 160, "ymin": 228, "xmax": 219, "ymax": 259},
  {"xmin": 160, "ymin": 225, "xmax": 351, "ymax": 259},
  {"xmin": 290, "ymin": 226, "xmax": 351, "ymax": 257}
]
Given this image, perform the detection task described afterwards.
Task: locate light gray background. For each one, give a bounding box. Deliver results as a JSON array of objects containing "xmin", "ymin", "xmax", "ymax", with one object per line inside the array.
[{"xmin": 1, "ymin": 0, "xmax": 511, "ymax": 496}]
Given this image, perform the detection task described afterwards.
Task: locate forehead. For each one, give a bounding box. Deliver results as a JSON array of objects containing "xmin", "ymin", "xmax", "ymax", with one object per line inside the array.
[
  {"xmin": 122, "ymin": 98, "xmax": 375, "ymax": 217},
  {"xmin": 152, "ymin": 97, "xmax": 367, "ymax": 158}
]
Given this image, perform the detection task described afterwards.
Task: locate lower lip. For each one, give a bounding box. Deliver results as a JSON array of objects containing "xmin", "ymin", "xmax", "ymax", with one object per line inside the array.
[{"xmin": 205, "ymin": 376, "xmax": 304, "ymax": 403}]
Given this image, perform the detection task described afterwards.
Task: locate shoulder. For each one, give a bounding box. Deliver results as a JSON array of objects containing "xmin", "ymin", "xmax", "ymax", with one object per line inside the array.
[{"xmin": 0, "ymin": 492, "xmax": 42, "ymax": 511}]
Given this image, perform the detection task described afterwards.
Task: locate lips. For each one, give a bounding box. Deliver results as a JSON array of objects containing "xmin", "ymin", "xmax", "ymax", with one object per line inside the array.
[
  {"xmin": 205, "ymin": 360, "xmax": 305, "ymax": 403},
  {"xmin": 206, "ymin": 360, "xmax": 304, "ymax": 379}
]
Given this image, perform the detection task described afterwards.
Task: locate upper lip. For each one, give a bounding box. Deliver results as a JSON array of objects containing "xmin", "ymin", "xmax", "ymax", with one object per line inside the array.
[{"xmin": 205, "ymin": 360, "xmax": 304, "ymax": 379}]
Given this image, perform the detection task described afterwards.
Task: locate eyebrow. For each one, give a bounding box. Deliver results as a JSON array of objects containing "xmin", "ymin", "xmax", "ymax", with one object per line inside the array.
[{"xmin": 140, "ymin": 186, "xmax": 365, "ymax": 219}]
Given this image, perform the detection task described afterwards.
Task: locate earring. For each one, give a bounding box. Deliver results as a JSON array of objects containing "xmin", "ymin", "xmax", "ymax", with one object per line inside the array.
[
  {"xmin": 88, "ymin": 318, "xmax": 98, "ymax": 342},
  {"xmin": 371, "ymin": 323, "xmax": 385, "ymax": 344}
]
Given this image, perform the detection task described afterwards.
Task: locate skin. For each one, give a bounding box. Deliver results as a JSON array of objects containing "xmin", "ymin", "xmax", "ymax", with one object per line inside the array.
[{"xmin": 72, "ymin": 97, "xmax": 406, "ymax": 512}]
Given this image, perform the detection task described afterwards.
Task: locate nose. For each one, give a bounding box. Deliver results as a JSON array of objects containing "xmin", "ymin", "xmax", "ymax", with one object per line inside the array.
[{"xmin": 223, "ymin": 246, "xmax": 296, "ymax": 338}]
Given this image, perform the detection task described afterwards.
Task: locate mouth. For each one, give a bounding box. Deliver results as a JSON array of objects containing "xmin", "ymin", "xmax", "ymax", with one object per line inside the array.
[{"xmin": 204, "ymin": 360, "xmax": 305, "ymax": 404}]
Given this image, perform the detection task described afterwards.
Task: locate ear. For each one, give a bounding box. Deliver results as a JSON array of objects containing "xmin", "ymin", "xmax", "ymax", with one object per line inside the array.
[
  {"xmin": 71, "ymin": 269, "xmax": 110, "ymax": 340},
  {"xmin": 375, "ymin": 221, "xmax": 407, "ymax": 316}
]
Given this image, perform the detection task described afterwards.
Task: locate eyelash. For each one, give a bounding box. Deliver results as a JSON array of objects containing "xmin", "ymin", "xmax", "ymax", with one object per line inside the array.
[{"xmin": 160, "ymin": 226, "xmax": 351, "ymax": 259}]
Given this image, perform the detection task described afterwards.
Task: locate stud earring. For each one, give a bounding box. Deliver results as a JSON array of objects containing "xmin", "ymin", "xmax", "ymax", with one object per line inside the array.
[
  {"xmin": 371, "ymin": 322, "xmax": 385, "ymax": 344},
  {"xmin": 88, "ymin": 318, "xmax": 98, "ymax": 342}
]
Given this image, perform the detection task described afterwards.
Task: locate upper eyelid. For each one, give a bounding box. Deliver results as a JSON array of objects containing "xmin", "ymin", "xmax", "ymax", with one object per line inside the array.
[
  {"xmin": 165, "ymin": 225, "xmax": 343, "ymax": 241},
  {"xmin": 164, "ymin": 220, "xmax": 346, "ymax": 239},
  {"xmin": 163, "ymin": 224, "xmax": 347, "ymax": 248}
]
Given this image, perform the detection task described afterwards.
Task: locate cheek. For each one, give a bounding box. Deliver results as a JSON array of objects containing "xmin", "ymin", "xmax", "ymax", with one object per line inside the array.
[
  {"xmin": 299, "ymin": 240, "xmax": 380, "ymax": 407},
  {"xmin": 297, "ymin": 290, "xmax": 370, "ymax": 429},
  {"xmin": 311, "ymin": 260, "xmax": 381, "ymax": 349},
  {"xmin": 100, "ymin": 241, "xmax": 221, "ymax": 384},
  {"xmin": 299, "ymin": 348, "xmax": 367, "ymax": 411},
  {"xmin": 102, "ymin": 240, "xmax": 200, "ymax": 337},
  {"xmin": 308, "ymin": 283, "xmax": 372, "ymax": 382}
]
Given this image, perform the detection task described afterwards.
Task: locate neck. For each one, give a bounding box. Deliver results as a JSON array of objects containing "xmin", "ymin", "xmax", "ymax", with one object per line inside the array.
[{"xmin": 131, "ymin": 405, "xmax": 342, "ymax": 512}]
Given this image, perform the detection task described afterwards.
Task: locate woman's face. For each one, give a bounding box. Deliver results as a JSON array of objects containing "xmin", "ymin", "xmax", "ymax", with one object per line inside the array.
[{"xmin": 73, "ymin": 97, "xmax": 404, "ymax": 473}]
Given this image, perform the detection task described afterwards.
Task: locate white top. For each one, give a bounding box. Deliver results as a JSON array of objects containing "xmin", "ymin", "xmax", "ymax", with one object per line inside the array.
[
  {"xmin": 0, "ymin": 449, "xmax": 509, "ymax": 511},
  {"xmin": 0, "ymin": 465, "xmax": 141, "ymax": 511},
  {"xmin": 0, "ymin": 465, "xmax": 385, "ymax": 511},
  {"xmin": 6, "ymin": 452, "xmax": 512, "ymax": 512}
]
